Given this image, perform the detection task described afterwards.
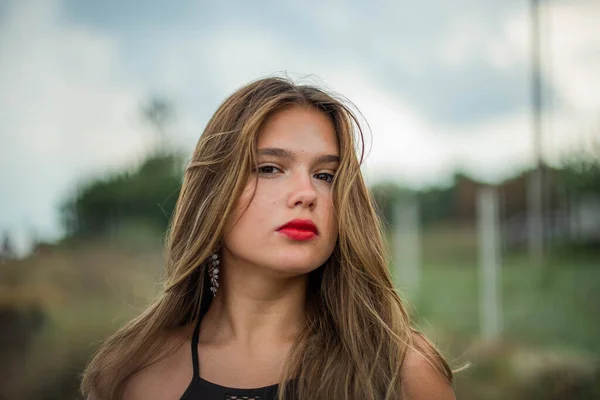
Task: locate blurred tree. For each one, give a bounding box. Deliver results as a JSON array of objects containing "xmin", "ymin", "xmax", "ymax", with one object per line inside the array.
[
  {"xmin": 369, "ymin": 182, "xmax": 414, "ymax": 228},
  {"xmin": 0, "ymin": 231, "xmax": 15, "ymax": 262},
  {"xmin": 559, "ymin": 130, "xmax": 600, "ymax": 196},
  {"xmin": 417, "ymin": 182, "xmax": 457, "ymax": 225},
  {"xmin": 370, "ymin": 179, "xmax": 460, "ymax": 229},
  {"xmin": 60, "ymin": 152, "xmax": 184, "ymax": 238},
  {"xmin": 560, "ymin": 155, "xmax": 600, "ymax": 196},
  {"xmin": 142, "ymin": 96, "xmax": 174, "ymax": 149},
  {"xmin": 60, "ymin": 97, "xmax": 184, "ymax": 239}
]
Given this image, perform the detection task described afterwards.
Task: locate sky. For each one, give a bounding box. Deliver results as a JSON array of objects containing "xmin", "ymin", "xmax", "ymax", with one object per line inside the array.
[{"xmin": 1, "ymin": 0, "xmax": 599, "ymax": 253}]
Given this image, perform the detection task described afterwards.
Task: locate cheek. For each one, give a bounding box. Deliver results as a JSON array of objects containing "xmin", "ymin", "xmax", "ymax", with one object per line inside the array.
[
  {"xmin": 226, "ymin": 180, "xmax": 272, "ymax": 235},
  {"xmin": 224, "ymin": 181, "xmax": 255, "ymax": 233}
]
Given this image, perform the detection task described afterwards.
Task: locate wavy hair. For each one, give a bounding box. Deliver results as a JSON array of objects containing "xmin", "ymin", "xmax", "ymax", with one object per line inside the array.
[{"xmin": 80, "ymin": 76, "xmax": 452, "ymax": 399}]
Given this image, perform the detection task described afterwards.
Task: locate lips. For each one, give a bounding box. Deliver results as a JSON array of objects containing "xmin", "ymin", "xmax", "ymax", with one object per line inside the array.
[{"xmin": 276, "ymin": 219, "xmax": 319, "ymax": 241}]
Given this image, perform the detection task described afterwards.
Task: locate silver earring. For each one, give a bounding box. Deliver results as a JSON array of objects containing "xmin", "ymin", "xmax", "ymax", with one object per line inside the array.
[{"xmin": 208, "ymin": 252, "xmax": 220, "ymax": 296}]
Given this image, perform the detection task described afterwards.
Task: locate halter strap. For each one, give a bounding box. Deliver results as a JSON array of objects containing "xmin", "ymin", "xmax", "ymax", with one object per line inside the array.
[{"xmin": 191, "ymin": 314, "xmax": 202, "ymax": 377}]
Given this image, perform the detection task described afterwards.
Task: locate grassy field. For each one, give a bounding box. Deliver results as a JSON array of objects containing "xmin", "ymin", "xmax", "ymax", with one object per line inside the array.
[
  {"xmin": 403, "ymin": 225, "xmax": 600, "ymax": 399},
  {"xmin": 1, "ymin": 226, "xmax": 599, "ymax": 399},
  {"xmin": 413, "ymin": 257, "xmax": 600, "ymax": 354}
]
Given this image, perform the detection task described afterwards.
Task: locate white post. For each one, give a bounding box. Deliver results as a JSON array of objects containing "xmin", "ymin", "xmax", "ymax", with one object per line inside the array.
[
  {"xmin": 393, "ymin": 195, "xmax": 421, "ymax": 298},
  {"xmin": 477, "ymin": 186, "xmax": 502, "ymax": 342}
]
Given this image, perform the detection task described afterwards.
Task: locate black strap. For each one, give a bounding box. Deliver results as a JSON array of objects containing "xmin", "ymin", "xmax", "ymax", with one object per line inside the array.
[{"xmin": 191, "ymin": 314, "xmax": 202, "ymax": 377}]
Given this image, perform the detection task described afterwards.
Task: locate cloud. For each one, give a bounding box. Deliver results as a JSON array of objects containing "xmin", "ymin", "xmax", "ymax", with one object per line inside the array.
[
  {"xmin": 437, "ymin": 1, "xmax": 600, "ymax": 117},
  {"xmin": 428, "ymin": 0, "xmax": 600, "ymax": 177},
  {"xmin": 1, "ymin": 0, "xmax": 598, "ymax": 252},
  {"xmin": 285, "ymin": 0, "xmax": 532, "ymax": 125},
  {"xmin": 0, "ymin": 0, "xmax": 146, "ymax": 250},
  {"xmin": 546, "ymin": 1, "xmax": 600, "ymax": 116},
  {"xmin": 138, "ymin": 24, "xmax": 460, "ymax": 186},
  {"xmin": 60, "ymin": 0, "xmax": 527, "ymax": 126}
]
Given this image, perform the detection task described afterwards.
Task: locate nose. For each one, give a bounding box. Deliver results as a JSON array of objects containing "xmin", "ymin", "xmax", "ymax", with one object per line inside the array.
[{"xmin": 287, "ymin": 172, "xmax": 317, "ymax": 210}]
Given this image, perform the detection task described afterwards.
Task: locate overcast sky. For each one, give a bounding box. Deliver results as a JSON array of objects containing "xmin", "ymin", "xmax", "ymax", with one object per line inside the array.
[{"xmin": 1, "ymin": 0, "xmax": 599, "ymax": 252}]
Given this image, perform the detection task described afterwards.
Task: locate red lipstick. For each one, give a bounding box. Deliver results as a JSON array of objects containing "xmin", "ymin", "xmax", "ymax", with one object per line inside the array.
[{"xmin": 276, "ymin": 219, "xmax": 319, "ymax": 241}]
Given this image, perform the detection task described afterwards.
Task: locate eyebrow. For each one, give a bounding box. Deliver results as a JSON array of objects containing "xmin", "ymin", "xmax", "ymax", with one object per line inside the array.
[{"xmin": 257, "ymin": 147, "xmax": 340, "ymax": 164}]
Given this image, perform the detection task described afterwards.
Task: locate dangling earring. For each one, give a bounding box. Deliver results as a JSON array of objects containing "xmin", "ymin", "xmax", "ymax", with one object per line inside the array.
[{"xmin": 207, "ymin": 252, "xmax": 220, "ymax": 296}]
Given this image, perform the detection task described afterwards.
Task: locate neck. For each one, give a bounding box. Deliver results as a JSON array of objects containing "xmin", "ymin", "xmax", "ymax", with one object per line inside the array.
[{"xmin": 201, "ymin": 251, "xmax": 309, "ymax": 349}]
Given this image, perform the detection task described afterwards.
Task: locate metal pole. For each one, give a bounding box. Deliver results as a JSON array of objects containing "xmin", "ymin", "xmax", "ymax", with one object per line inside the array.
[{"xmin": 528, "ymin": 0, "xmax": 544, "ymax": 268}]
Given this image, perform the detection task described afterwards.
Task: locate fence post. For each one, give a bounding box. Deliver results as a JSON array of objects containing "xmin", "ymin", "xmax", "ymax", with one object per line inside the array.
[
  {"xmin": 393, "ymin": 195, "xmax": 421, "ymax": 298},
  {"xmin": 477, "ymin": 186, "xmax": 502, "ymax": 341}
]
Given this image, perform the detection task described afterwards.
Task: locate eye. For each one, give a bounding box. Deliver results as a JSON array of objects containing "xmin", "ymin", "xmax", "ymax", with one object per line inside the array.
[
  {"xmin": 257, "ymin": 165, "xmax": 282, "ymax": 174},
  {"xmin": 314, "ymin": 172, "xmax": 334, "ymax": 183}
]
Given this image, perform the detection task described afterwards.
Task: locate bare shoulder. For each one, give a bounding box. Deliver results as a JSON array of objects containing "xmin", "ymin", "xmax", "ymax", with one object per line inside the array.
[
  {"xmin": 122, "ymin": 325, "xmax": 195, "ymax": 400},
  {"xmin": 401, "ymin": 333, "xmax": 456, "ymax": 400}
]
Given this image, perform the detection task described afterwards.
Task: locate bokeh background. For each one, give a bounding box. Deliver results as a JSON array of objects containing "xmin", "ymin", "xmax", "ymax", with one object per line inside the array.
[{"xmin": 1, "ymin": 0, "xmax": 599, "ymax": 399}]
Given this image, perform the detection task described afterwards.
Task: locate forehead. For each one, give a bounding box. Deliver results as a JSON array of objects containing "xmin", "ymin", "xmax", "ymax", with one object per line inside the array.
[{"xmin": 257, "ymin": 106, "xmax": 339, "ymax": 154}]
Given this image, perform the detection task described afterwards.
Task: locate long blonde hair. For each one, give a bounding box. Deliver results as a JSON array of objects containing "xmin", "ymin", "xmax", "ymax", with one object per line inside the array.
[{"xmin": 81, "ymin": 76, "xmax": 452, "ymax": 399}]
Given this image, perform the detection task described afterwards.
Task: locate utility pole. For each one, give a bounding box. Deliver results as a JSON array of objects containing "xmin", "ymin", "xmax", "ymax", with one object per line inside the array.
[{"xmin": 528, "ymin": 0, "xmax": 544, "ymax": 268}]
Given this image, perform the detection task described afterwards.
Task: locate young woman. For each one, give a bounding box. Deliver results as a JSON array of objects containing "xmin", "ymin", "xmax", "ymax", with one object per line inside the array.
[{"xmin": 81, "ymin": 77, "xmax": 455, "ymax": 399}]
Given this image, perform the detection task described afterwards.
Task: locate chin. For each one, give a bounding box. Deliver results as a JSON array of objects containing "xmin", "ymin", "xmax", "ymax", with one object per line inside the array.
[{"xmin": 268, "ymin": 258, "xmax": 323, "ymax": 277}]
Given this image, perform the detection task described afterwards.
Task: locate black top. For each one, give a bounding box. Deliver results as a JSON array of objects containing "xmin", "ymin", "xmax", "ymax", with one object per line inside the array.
[{"xmin": 180, "ymin": 315, "xmax": 280, "ymax": 400}]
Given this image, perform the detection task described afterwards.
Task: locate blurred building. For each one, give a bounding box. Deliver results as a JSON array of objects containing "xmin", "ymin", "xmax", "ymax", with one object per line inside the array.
[{"xmin": 452, "ymin": 167, "xmax": 600, "ymax": 249}]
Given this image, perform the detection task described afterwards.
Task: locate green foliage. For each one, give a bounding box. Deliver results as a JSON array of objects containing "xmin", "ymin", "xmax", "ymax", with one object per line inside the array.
[
  {"xmin": 369, "ymin": 181, "xmax": 415, "ymax": 227},
  {"xmin": 60, "ymin": 151, "xmax": 184, "ymax": 238},
  {"xmin": 560, "ymin": 154, "xmax": 600, "ymax": 196},
  {"xmin": 369, "ymin": 177, "xmax": 460, "ymax": 229},
  {"xmin": 417, "ymin": 183, "xmax": 457, "ymax": 225}
]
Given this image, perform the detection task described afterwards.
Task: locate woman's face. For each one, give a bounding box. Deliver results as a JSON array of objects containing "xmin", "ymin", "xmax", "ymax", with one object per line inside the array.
[{"xmin": 223, "ymin": 106, "xmax": 339, "ymax": 277}]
